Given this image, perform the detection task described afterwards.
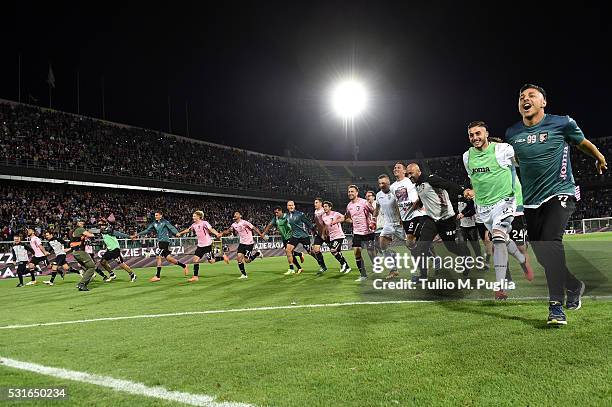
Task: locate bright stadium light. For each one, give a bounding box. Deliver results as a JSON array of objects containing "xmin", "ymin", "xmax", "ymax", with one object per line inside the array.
[{"xmin": 331, "ymin": 80, "xmax": 367, "ymax": 119}]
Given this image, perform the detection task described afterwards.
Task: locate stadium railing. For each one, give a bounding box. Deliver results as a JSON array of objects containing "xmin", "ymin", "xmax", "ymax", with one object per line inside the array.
[{"xmin": 0, "ymin": 161, "xmax": 310, "ymax": 203}]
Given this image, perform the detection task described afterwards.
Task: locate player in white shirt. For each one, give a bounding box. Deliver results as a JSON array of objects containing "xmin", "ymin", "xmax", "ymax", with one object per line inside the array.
[
  {"xmin": 390, "ymin": 162, "xmax": 427, "ymax": 246},
  {"xmin": 373, "ymin": 174, "xmax": 405, "ymax": 278}
]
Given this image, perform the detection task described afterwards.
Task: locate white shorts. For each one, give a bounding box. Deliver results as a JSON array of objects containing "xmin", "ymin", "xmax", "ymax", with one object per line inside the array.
[
  {"xmin": 477, "ymin": 197, "xmax": 516, "ymax": 234},
  {"xmin": 380, "ymin": 223, "xmax": 405, "ymax": 241}
]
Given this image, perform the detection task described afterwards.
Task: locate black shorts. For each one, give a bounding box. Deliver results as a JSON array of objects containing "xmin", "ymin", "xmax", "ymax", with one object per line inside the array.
[
  {"xmin": 156, "ymin": 241, "xmax": 171, "ymax": 257},
  {"xmin": 288, "ymin": 236, "xmax": 312, "ymax": 252},
  {"xmin": 237, "ymin": 243, "xmax": 255, "ymax": 255},
  {"xmin": 328, "ymin": 238, "xmax": 344, "ymax": 253},
  {"xmin": 510, "ymin": 215, "xmax": 527, "ymax": 245},
  {"xmin": 17, "ymin": 261, "xmax": 28, "ymax": 274},
  {"xmin": 476, "ymin": 222, "xmax": 489, "ymax": 241},
  {"xmin": 458, "ymin": 226, "xmax": 479, "ymax": 242},
  {"xmin": 435, "ymin": 217, "xmax": 458, "ymax": 242},
  {"xmin": 313, "ymin": 234, "xmax": 325, "ymax": 246},
  {"xmin": 403, "ymin": 217, "xmax": 424, "ymax": 238},
  {"xmin": 352, "ymin": 233, "xmax": 375, "ymax": 248},
  {"xmin": 102, "ymin": 248, "xmax": 124, "ymax": 263},
  {"xmin": 51, "ymin": 254, "xmax": 67, "ymax": 266},
  {"xmin": 32, "ymin": 256, "xmax": 48, "ymax": 267},
  {"xmin": 194, "ymin": 245, "xmax": 213, "ymax": 259}
]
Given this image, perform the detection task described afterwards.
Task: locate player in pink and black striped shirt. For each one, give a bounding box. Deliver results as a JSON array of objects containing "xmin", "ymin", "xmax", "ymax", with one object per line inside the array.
[
  {"xmin": 343, "ymin": 185, "xmax": 376, "ymax": 281},
  {"xmin": 219, "ymin": 211, "xmax": 265, "ymax": 279},
  {"xmin": 176, "ymin": 210, "xmax": 226, "ymax": 282}
]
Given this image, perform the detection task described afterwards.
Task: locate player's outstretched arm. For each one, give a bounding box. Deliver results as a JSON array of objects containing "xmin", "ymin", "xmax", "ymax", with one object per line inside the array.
[
  {"xmin": 300, "ymin": 213, "xmax": 314, "ymax": 230},
  {"xmin": 176, "ymin": 227, "xmax": 191, "ymax": 237},
  {"xmin": 113, "ymin": 230, "xmax": 131, "ymax": 239},
  {"xmin": 260, "ymin": 223, "xmax": 274, "ymax": 237},
  {"xmin": 252, "ymin": 226, "xmax": 265, "ymax": 238},
  {"xmin": 427, "ymin": 174, "xmax": 470, "ymax": 199},
  {"xmin": 576, "ymin": 139, "xmax": 608, "ymax": 174},
  {"xmin": 166, "ymin": 221, "xmax": 180, "ymax": 237},
  {"xmin": 135, "ymin": 222, "xmax": 154, "ymax": 237},
  {"xmin": 218, "ymin": 227, "xmax": 233, "ymax": 237},
  {"xmin": 208, "ymin": 227, "xmax": 223, "ymax": 239}
]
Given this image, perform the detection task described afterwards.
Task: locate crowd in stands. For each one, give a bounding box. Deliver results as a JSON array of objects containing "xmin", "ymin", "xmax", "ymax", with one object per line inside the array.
[
  {"xmin": 2, "ymin": 180, "xmax": 609, "ymax": 244},
  {"xmin": 0, "ymin": 182, "xmax": 299, "ymax": 241},
  {"xmin": 571, "ymin": 189, "xmax": 612, "ymax": 222},
  {"xmin": 0, "ymin": 102, "xmax": 325, "ymax": 198},
  {"xmin": 1, "ymin": 100, "xmax": 610, "ymax": 240}
]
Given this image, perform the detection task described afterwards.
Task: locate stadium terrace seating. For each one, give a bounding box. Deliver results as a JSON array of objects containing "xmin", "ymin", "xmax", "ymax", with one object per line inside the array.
[
  {"xmin": 0, "ymin": 182, "xmax": 286, "ymax": 241},
  {"xmin": 1, "ymin": 100, "xmax": 610, "ymax": 228},
  {"xmin": 0, "ymin": 101, "xmax": 327, "ymax": 199}
]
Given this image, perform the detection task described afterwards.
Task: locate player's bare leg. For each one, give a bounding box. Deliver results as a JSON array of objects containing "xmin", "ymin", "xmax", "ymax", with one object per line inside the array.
[{"xmin": 165, "ymin": 254, "xmax": 188, "ymax": 275}]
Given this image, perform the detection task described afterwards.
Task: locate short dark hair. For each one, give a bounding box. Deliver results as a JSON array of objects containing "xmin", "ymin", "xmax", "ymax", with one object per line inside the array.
[
  {"xmin": 314, "ymin": 197, "xmax": 323, "ymax": 203},
  {"xmin": 366, "ymin": 190, "xmax": 375, "ymax": 196},
  {"xmin": 467, "ymin": 121, "xmax": 488, "ymax": 131},
  {"xmin": 273, "ymin": 206, "xmax": 283, "ymax": 212},
  {"xmin": 394, "ymin": 161, "xmax": 407, "ymax": 168},
  {"xmin": 520, "ymin": 83, "xmax": 546, "ymax": 100},
  {"xmin": 155, "ymin": 211, "xmax": 163, "ymax": 215},
  {"xmin": 378, "ymin": 174, "xmax": 390, "ymax": 180},
  {"xmin": 323, "ymin": 201, "xmax": 333, "ymax": 208},
  {"xmin": 348, "ymin": 184, "xmax": 359, "ymax": 192}
]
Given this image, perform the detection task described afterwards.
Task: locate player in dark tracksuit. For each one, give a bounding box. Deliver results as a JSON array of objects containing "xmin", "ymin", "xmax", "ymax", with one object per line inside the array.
[
  {"xmin": 134, "ymin": 211, "xmax": 187, "ymax": 282},
  {"xmin": 406, "ymin": 163, "xmax": 472, "ymax": 281},
  {"xmin": 506, "ymin": 84, "xmax": 607, "ymax": 325}
]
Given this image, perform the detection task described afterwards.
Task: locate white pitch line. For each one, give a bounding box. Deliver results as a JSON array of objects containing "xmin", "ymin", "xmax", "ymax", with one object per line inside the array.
[
  {"xmin": 0, "ymin": 356, "xmax": 254, "ymax": 407},
  {"xmin": 0, "ymin": 300, "xmax": 433, "ymax": 330},
  {"xmin": 1, "ymin": 296, "xmax": 609, "ymax": 331}
]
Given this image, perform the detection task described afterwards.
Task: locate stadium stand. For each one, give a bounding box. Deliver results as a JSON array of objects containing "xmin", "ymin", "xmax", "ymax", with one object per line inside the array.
[
  {"xmin": 1, "ymin": 99, "xmax": 610, "ymax": 231},
  {"xmin": 0, "ymin": 181, "xmax": 286, "ymax": 241},
  {"xmin": 0, "ymin": 100, "xmax": 327, "ymax": 199}
]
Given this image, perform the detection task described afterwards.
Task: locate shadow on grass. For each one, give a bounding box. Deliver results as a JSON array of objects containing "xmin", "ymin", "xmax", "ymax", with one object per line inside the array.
[{"xmin": 436, "ymin": 300, "xmax": 549, "ymax": 330}]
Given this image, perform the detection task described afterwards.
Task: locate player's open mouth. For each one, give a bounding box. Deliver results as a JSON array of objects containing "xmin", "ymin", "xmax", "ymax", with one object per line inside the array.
[{"xmin": 522, "ymin": 103, "xmax": 532, "ymax": 110}]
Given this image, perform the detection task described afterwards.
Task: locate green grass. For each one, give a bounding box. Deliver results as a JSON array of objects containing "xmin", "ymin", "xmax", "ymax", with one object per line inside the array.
[{"xmin": 1, "ymin": 234, "xmax": 611, "ymax": 406}]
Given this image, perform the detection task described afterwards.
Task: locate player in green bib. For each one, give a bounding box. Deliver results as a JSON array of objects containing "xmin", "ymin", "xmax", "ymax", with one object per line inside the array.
[
  {"xmin": 488, "ymin": 136, "xmax": 530, "ymax": 285},
  {"xmin": 506, "ymin": 84, "xmax": 607, "ymax": 325},
  {"xmin": 463, "ymin": 121, "xmax": 534, "ymax": 300},
  {"xmin": 261, "ymin": 206, "xmax": 304, "ymax": 274},
  {"xmin": 97, "ymin": 220, "xmax": 137, "ymax": 283}
]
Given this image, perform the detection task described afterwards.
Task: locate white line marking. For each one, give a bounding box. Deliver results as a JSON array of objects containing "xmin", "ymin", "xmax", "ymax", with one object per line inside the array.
[
  {"xmin": 0, "ymin": 300, "xmax": 432, "ymax": 330},
  {"xmin": 0, "ymin": 356, "xmax": 254, "ymax": 407},
  {"xmin": 0, "ymin": 296, "xmax": 609, "ymax": 330}
]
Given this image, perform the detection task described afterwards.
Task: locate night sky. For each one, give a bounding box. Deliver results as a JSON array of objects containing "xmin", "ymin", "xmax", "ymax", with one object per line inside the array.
[{"xmin": 2, "ymin": 2, "xmax": 610, "ymax": 160}]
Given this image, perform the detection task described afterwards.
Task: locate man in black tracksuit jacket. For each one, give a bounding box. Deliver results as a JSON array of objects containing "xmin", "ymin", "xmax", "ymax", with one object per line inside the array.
[{"xmin": 406, "ymin": 163, "xmax": 473, "ymax": 280}]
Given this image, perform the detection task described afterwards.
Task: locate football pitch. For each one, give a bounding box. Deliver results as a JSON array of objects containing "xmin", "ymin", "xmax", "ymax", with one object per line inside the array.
[{"xmin": 1, "ymin": 233, "xmax": 611, "ymax": 406}]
